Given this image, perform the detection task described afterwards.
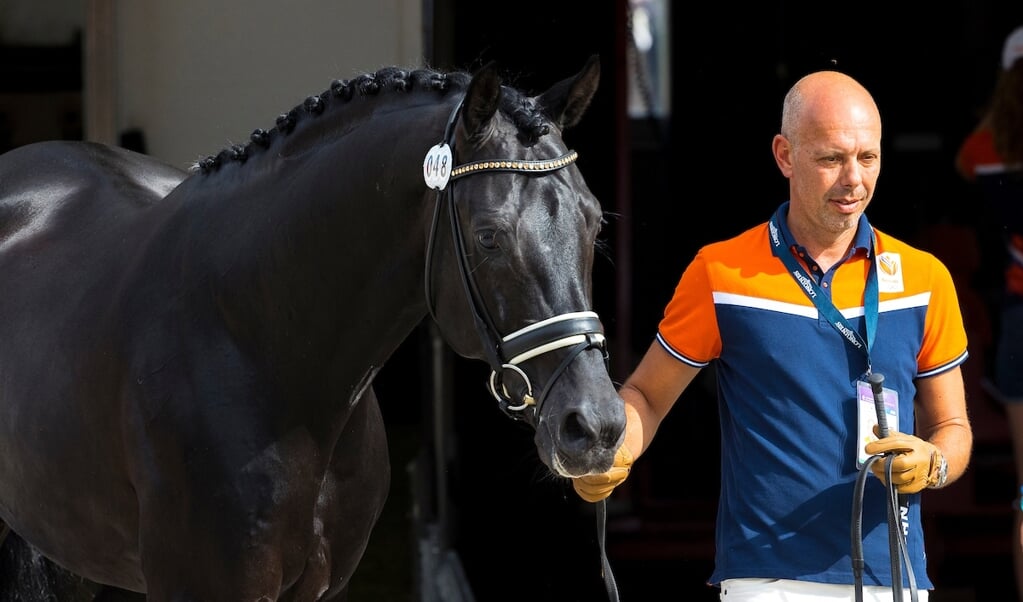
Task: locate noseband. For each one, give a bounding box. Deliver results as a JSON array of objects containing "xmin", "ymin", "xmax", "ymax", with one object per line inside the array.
[{"xmin": 423, "ymin": 97, "xmax": 608, "ymax": 422}]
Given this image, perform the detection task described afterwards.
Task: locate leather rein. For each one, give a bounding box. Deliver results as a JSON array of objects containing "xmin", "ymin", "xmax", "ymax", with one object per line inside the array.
[
  {"xmin": 422, "ymin": 96, "xmax": 620, "ymax": 602},
  {"xmin": 422, "ymin": 98, "xmax": 608, "ymax": 423}
]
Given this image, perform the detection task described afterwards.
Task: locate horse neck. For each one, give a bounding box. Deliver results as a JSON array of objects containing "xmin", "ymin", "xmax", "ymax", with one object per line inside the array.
[{"xmin": 170, "ymin": 101, "xmax": 449, "ymax": 377}]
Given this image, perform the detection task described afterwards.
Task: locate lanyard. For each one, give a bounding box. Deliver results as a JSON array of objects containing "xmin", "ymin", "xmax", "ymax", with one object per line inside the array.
[{"xmin": 768, "ymin": 208, "xmax": 879, "ymax": 374}]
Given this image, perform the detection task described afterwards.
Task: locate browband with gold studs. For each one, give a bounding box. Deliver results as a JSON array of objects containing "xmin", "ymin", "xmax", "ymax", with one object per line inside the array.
[{"xmin": 449, "ymin": 150, "xmax": 578, "ymax": 181}]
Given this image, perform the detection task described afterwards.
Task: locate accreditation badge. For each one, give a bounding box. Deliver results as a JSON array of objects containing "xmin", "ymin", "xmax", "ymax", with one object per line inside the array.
[{"xmin": 856, "ymin": 380, "xmax": 899, "ymax": 468}]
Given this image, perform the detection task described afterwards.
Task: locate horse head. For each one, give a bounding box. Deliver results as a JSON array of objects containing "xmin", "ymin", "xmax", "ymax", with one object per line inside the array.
[{"xmin": 424, "ymin": 56, "xmax": 625, "ymax": 478}]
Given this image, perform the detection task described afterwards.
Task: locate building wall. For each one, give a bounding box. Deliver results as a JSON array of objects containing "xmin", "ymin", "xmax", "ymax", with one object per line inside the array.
[
  {"xmin": 0, "ymin": 0, "xmax": 84, "ymax": 45},
  {"xmin": 114, "ymin": 0, "xmax": 423, "ymax": 167},
  {"xmin": 1, "ymin": 1, "xmax": 423, "ymax": 167}
]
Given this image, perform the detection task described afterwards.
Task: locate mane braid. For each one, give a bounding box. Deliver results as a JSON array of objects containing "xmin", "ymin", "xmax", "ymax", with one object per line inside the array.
[{"xmin": 191, "ymin": 64, "xmax": 551, "ymax": 174}]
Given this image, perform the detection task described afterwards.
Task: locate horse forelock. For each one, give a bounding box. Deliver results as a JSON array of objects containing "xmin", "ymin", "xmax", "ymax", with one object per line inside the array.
[
  {"xmin": 191, "ymin": 66, "xmax": 553, "ymax": 175},
  {"xmin": 497, "ymin": 88, "xmax": 551, "ymax": 147}
]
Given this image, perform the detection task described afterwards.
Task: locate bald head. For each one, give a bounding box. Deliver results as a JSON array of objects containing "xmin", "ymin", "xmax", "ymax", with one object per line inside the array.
[
  {"xmin": 780, "ymin": 71, "xmax": 881, "ymax": 144},
  {"xmin": 771, "ymin": 70, "xmax": 883, "ymax": 251}
]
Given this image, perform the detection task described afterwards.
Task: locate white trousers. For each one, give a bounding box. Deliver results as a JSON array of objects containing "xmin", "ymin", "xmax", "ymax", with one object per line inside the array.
[{"xmin": 719, "ymin": 578, "xmax": 930, "ymax": 601}]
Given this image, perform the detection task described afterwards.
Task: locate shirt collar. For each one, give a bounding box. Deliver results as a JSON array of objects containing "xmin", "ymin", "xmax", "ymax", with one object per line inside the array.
[{"xmin": 773, "ymin": 200, "xmax": 874, "ymax": 259}]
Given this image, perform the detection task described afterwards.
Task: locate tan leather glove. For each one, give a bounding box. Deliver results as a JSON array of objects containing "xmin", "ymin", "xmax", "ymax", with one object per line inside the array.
[
  {"xmin": 863, "ymin": 429, "xmax": 944, "ymax": 494},
  {"xmin": 573, "ymin": 444, "xmax": 633, "ymax": 503}
]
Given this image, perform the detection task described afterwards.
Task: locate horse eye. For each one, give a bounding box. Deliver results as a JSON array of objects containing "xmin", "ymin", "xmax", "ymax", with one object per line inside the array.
[{"xmin": 476, "ymin": 229, "xmax": 499, "ymax": 249}]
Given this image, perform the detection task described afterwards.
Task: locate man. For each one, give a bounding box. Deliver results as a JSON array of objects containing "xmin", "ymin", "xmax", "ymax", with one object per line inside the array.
[{"xmin": 578, "ymin": 71, "xmax": 972, "ymax": 601}]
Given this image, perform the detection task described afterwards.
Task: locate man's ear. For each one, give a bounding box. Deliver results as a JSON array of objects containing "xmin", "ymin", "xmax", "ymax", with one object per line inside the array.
[{"xmin": 772, "ymin": 134, "xmax": 794, "ymax": 178}]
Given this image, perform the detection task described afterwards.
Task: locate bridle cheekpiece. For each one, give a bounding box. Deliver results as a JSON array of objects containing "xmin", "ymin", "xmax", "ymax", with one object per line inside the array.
[{"xmin": 421, "ymin": 96, "xmax": 607, "ymax": 422}]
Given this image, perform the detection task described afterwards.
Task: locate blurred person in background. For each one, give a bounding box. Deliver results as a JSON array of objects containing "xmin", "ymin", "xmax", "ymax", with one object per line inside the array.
[{"xmin": 955, "ymin": 23, "xmax": 1023, "ymax": 601}]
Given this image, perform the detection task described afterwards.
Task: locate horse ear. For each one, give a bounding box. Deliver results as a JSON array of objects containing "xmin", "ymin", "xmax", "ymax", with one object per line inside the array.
[
  {"xmin": 536, "ymin": 54, "xmax": 600, "ymax": 129},
  {"xmin": 461, "ymin": 61, "xmax": 502, "ymax": 140}
]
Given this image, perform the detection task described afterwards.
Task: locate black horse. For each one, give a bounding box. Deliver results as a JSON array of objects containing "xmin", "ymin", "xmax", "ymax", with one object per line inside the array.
[{"xmin": 0, "ymin": 57, "xmax": 625, "ymax": 600}]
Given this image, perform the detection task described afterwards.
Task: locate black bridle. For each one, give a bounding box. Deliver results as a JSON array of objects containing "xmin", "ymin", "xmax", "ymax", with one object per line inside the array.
[
  {"xmin": 421, "ymin": 96, "xmax": 621, "ymax": 602},
  {"xmin": 422, "ymin": 97, "xmax": 608, "ymax": 423}
]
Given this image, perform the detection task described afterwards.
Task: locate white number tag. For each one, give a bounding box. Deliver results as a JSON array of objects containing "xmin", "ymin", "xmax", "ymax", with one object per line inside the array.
[{"xmin": 423, "ymin": 143, "xmax": 453, "ymax": 190}]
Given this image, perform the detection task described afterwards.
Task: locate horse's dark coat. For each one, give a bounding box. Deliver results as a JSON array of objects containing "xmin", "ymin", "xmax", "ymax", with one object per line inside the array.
[{"xmin": 0, "ymin": 57, "xmax": 624, "ymax": 600}]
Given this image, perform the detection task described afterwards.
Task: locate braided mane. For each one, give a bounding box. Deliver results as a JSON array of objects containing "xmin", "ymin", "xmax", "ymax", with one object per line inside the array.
[{"xmin": 194, "ymin": 65, "xmax": 552, "ymax": 175}]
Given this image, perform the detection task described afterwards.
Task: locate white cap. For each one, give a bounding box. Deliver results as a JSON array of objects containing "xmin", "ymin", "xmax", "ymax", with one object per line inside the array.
[{"xmin": 1003, "ymin": 26, "xmax": 1023, "ymax": 70}]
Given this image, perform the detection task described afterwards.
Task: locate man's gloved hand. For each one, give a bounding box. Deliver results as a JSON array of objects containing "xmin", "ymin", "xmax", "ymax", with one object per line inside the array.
[
  {"xmin": 573, "ymin": 444, "xmax": 633, "ymax": 503},
  {"xmin": 863, "ymin": 429, "xmax": 944, "ymax": 494}
]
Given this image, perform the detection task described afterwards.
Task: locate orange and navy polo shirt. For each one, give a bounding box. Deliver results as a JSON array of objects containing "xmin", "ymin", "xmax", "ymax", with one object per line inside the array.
[{"xmin": 656, "ymin": 202, "xmax": 968, "ymax": 588}]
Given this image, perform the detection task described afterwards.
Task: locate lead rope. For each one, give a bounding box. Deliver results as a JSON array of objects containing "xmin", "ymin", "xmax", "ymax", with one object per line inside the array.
[
  {"xmin": 852, "ymin": 455, "xmax": 918, "ymax": 602},
  {"xmin": 595, "ymin": 346, "xmax": 620, "ymax": 602},
  {"xmin": 597, "ymin": 499, "xmax": 620, "ymax": 602}
]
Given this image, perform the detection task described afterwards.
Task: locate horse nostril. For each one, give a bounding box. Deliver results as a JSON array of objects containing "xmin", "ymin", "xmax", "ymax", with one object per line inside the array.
[{"xmin": 562, "ymin": 410, "xmax": 597, "ymax": 452}]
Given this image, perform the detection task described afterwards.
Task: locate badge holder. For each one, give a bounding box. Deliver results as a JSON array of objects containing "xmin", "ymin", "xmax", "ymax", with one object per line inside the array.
[{"xmin": 856, "ymin": 378, "xmax": 898, "ymax": 469}]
